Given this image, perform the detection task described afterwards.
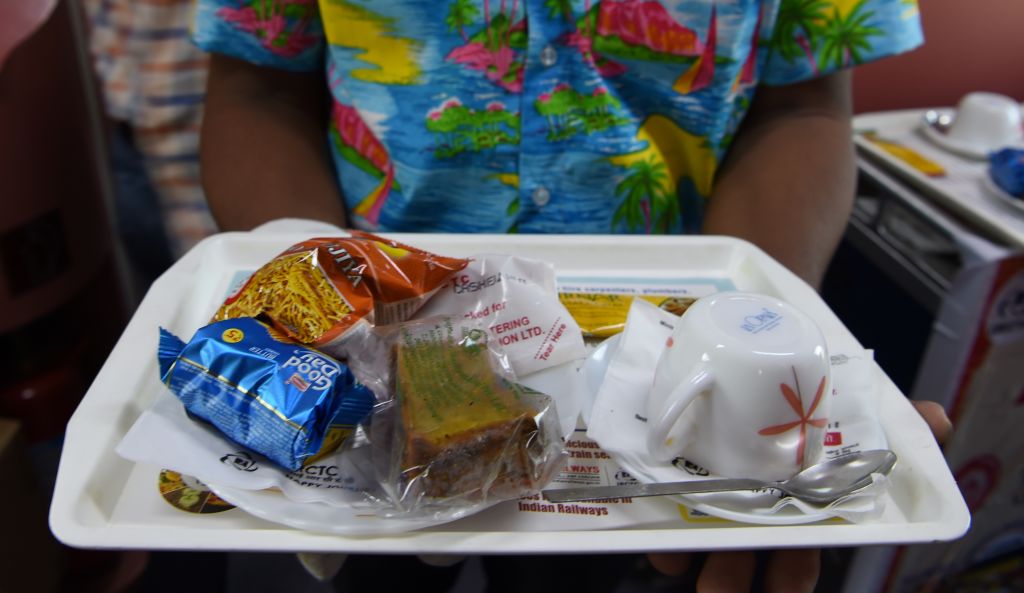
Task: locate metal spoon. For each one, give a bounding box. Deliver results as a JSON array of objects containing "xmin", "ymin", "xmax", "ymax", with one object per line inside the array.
[
  {"xmin": 923, "ymin": 109, "xmax": 953, "ymax": 133},
  {"xmin": 542, "ymin": 450, "xmax": 897, "ymax": 505}
]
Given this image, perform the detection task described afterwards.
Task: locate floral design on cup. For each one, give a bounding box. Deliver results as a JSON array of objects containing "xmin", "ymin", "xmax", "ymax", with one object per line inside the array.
[{"xmin": 757, "ymin": 374, "xmax": 829, "ymax": 466}]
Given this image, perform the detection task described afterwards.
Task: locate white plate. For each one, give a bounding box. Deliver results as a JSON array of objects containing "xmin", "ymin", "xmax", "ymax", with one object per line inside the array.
[
  {"xmin": 982, "ymin": 174, "xmax": 1024, "ymax": 215},
  {"xmin": 611, "ymin": 452, "xmax": 857, "ymax": 526},
  {"xmin": 198, "ymin": 360, "xmax": 585, "ymax": 536},
  {"xmin": 919, "ymin": 118, "xmax": 990, "ymax": 161},
  {"xmin": 208, "ymin": 331, "xmax": 835, "ymax": 531},
  {"xmin": 204, "ymin": 483, "xmax": 460, "ymax": 535},
  {"xmin": 49, "ymin": 231, "xmax": 970, "ymax": 553},
  {"xmin": 918, "ymin": 110, "xmax": 1024, "ymax": 161}
]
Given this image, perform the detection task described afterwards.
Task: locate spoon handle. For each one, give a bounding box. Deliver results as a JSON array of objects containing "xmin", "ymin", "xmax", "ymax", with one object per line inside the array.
[{"xmin": 542, "ymin": 478, "xmax": 770, "ymax": 503}]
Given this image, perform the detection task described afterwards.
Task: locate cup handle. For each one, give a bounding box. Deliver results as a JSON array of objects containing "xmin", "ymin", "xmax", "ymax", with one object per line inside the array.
[{"xmin": 646, "ymin": 364, "xmax": 714, "ymax": 462}]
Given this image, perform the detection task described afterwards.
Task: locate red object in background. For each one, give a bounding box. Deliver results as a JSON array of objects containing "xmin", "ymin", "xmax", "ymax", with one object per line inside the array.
[
  {"xmin": 0, "ymin": 3, "xmax": 142, "ymax": 592},
  {"xmin": 0, "ymin": 0, "xmax": 124, "ymax": 334},
  {"xmin": 853, "ymin": 1, "xmax": 1024, "ymax": 113},
  {"xmin": 0, "ymin": 0, "xmax": 58, "ymax": 71},
  {"xmin": 0, "ymin": 341, "xmax": 86, "ymax": 444},
  {"xmin": 955, "ymin": 454, "xmax": 1001, "ymax": 513},
  {"xmin": 0, "ymin": 0, "xmax": 129, "ymax": 414}
]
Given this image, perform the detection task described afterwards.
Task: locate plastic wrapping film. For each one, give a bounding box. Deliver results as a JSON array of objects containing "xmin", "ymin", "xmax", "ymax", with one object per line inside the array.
[
  {"xmin": 344, "ymin": 316, "xmax": 567, "ymax": 521},
  {"xmin": 144, "ymin": 236, "xmax": 571, "ymax": 529},
  {"xmin": 213, "ymin": 231, "xmax": 469, "ymax": 352},
  {"xmin": 413, "ymin": 254, "xmax": 587, "ymax": 377}
]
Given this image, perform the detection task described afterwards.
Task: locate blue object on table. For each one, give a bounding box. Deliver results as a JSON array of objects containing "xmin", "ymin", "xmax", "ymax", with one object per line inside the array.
[{"xmin": 989, "ymin": 147, "xmax": 1024, "ymax": 197}]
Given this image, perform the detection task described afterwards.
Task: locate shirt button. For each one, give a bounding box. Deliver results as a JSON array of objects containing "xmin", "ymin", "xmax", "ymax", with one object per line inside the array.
[
  {"xmin": 532, "ymin": 186, "xmax": 551, "ymax": 206},
  {"xmin": 539, "ymin": 45, "xmax": 557, "ymax": 67}
]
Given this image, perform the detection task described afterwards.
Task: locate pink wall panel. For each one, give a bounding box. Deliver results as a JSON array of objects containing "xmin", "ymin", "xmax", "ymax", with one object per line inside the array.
[{"xmin": 853, "ymin": 0, "xmax": 1024, "ymax": 113}]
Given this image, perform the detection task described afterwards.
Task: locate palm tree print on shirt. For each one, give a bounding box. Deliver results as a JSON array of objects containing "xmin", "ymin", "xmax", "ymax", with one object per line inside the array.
[
  {"xmin": 771, "ymin": 0, "xmax": 883, "ymax": 73},
  {"xmin": 819, "ymin": 2, "xmax": 883, "ymax": 68},
  {"xmin": 612, "ymin": 157, "xmax": 680, "ymax": 233},
  {"xmin": 446, "ymin": 0, "xmax": 480, "ymax": 42},
  {"xmin": 771, "ymin": 0, "xmax": 829, "ymax": 75}
]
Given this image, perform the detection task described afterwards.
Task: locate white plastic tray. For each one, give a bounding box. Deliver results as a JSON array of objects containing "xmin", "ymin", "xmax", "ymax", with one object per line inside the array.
[{"xmin": 49, "ymin": 232, "xmax": 970, "ymax": 553}]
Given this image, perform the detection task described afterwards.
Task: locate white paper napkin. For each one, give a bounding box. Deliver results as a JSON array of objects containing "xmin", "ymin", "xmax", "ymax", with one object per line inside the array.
[
  {"xmin": 414, "ymin": 254, "xmax": 588, "ymax": 378},
  {"xmin": 116, "ymin": 386, "xmax": 376, "ymax": 507},
  {"xmin": 585, "ymin": 299, "xmax": 671, "ymax": 453}
]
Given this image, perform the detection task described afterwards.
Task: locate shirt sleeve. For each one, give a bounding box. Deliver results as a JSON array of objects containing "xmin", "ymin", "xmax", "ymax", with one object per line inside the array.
[
  {"xmin": 192, "ymin": 0, "xmax": 325, "ymax": 72},
  {"xmin": 760, "ymin": 0, "xmax": 923, "ymax": 86}
]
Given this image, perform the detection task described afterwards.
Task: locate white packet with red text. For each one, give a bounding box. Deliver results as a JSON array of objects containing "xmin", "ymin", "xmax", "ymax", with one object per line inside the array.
[{"xmin": 414, "ymin": 254, "xmax": 587, "ymax": 377}]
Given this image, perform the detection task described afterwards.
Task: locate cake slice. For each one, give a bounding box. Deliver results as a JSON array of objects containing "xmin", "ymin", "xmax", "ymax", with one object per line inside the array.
[{"xmin": 395, "ymin": 333, "xmax": 553, "ymax": 502}]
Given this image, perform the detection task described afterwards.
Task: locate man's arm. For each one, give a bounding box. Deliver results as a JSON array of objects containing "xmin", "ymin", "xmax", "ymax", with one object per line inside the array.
[
  {"xmin": 703, "ymin": 71, "xmax": 856, "ymax": 288},
  {"xmin": 200, "ymin": 55, "xmax": 348, "ymax": 231}
]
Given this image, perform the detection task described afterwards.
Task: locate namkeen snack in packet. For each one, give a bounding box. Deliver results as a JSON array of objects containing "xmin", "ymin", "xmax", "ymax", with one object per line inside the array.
[
  {"xmin": 214, "ymin": 231, "xmax": 469, "ymax": 349},
  {"xmin": 157, "ymin": 317, "xmax": 376, "ymax": 471},
  {"xmin": 558, "ymin": 292, "xmax": 696, "ymax": 338}
]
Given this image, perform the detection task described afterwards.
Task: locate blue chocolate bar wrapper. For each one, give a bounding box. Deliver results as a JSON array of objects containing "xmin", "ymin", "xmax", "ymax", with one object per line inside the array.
[{"xmin": 157, "ymin": 318, "xmax": 375, "ymax": 471}]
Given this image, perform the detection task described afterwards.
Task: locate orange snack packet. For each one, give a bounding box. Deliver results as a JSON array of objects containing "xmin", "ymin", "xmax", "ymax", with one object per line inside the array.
[{"xmin": 214, "ymin": 231, "xmax": 469, "ymax": 347}]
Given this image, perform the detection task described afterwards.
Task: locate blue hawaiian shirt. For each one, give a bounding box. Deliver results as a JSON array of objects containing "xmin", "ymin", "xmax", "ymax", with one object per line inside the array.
[{"xmin": 193, "ymin": 0, "xmax": 923, "ymax": 234}]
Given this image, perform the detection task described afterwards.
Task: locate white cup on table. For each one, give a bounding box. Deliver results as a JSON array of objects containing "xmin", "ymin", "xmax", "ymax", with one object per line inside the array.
[
  {"xmin": 946, "ymin": 92, "xmax": 1023, "ymax": 152},
  {"xmin": 645, "ymin": 292, "xmax": 832, "ymax": 482}
]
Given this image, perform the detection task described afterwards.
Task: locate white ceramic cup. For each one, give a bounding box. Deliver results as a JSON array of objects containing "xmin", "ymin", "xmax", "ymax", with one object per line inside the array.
[
  {"xmin": 645, "ymin": 292, "xmax": 831, "ymax": 482},
  {"xmin": 947, "ymin": 92, "xmax": 1023, "ymax": 151}
]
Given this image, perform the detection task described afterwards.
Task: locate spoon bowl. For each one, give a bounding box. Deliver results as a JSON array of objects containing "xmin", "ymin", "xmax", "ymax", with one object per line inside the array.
[
  {"xmin": 542, "ymin": 450, "xmax": 897, "ymax": 504},
  {"xmin": 923, "ymin": 109, "xmax": 953, "ymax": 133},
  {"xmin": 779, "ymin": 449, "xmax": 897, "ymax": 504}
]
